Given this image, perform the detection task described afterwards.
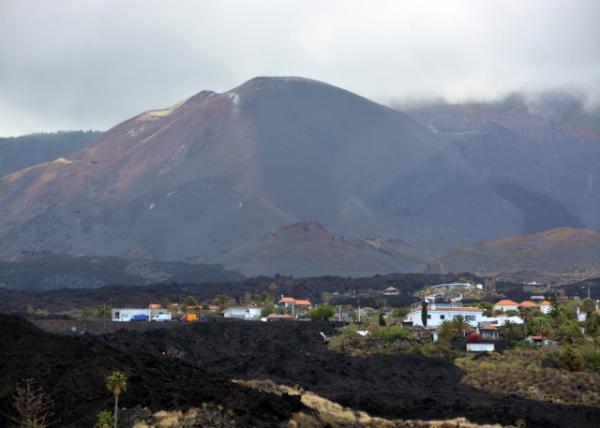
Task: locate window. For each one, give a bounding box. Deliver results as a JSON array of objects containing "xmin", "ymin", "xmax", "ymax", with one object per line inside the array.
[
  {"xmin": 440, "ymin": 315, "xmax": 445, "ymax": 320},
  {"xmin": 465, "ymin": 315, "xmax": 476, "ymax": 321},
  {"xmin": 427, "ymin": 314, "xmax": 431, "ymax": 319}
]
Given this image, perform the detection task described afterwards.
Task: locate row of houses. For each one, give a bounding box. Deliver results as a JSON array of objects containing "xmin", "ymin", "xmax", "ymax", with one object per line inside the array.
[
  {"xmin": 111, "ymin": 295, "xmax": 313, "ymax": 322},
  {"xmin": 493, "ymin": 299, "xmax": 552, "ymax": 314}
]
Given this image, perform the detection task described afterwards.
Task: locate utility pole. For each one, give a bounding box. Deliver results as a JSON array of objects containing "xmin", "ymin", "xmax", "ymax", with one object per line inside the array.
[{"xmin": 357, "ymin": 294, "xmax": 361, "ymax": 323}]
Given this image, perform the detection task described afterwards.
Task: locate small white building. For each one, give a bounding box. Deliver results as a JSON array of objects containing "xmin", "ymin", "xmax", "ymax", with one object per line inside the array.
[
  {"xmin": 405, "ymin": 305, "xmax": 484, "ymax": 328},
  {"xmin": 112, "ymin": 308, "xmax": 151, "ymax": 322},
  {"xmin": 539, "ymin": 300, "xmax": 552, "ymax": 314},
  {"xmin": 382, "ymin": 286, "xmax": 399, "ymax": 296},
  {"xmin": 223, "ymin": 306, "xmax": 261, "ymax": 320},
  {"xmin": 467, "ymin": 342, "xmax": 495, "ymax": 352},
  {"xmin": 111, "ymin": 308, "xmax": 170, "ymax": 321}
]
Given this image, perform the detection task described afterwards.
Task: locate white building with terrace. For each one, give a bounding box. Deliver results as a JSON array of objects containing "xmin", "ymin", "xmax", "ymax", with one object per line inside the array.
[{"xmin": 405, "ymin": 303, "xmax": 484, "ymax": 328}]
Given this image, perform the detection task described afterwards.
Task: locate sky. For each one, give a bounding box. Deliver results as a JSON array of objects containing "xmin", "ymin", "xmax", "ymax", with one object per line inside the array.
[{"xmin": 1, "ymin": 0, "xmax": 599, "ymax": 136}]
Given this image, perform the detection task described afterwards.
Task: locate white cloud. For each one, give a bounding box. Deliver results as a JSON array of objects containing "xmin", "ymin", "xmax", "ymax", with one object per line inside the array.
[{"xmin": 0, "ymin": 0, "xmax": 598, "ymax": 135}]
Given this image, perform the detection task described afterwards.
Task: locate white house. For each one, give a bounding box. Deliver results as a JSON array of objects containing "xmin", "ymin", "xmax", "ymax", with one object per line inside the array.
[
  {"xmin": 493, "ymin": 299, "xmax": 519, "ymax": 313},
  {"xmin": 484, "ymin": 315, "xmax": 524, "ymax": 325},
  {"xmin": 539, "ymin": 300, "xmax": 552, "ymax": 314},
  {"xmin": 223, "ymin": 306, "xmax": 261, "ymax": 320},
  {"xmin": 111, "ymin": 308, "xmax": 151, "ymax": 322},
  {"xmin": 111, "ymin": 308, "xmax": 170, "ymax": 321},
  {"xmin": 405, "ymin": 304, "xmax": 484, "ymax": 328}
]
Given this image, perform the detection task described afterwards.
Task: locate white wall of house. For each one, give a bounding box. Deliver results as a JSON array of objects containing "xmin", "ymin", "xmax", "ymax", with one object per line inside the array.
[
  {"xmin": 493, "ymin": 303, "xmax": 519, "ymax": 312},
  {"xmin": 111, "ymin": 308, "xmax": 151, "ymax": 322},
  {"xmin": 485, "ymin": 315, "xmax": 524, "ymax": 325},
  {"xmin": 406, "ymin": 307, "xmax": 484, "ymax": 328},
  {"xmin": 467, "ymin": 343, "xmax": 495, "ymax": 352},
  {"xmin": 223, "ymin": 307, "xmax": 261, "ymax": 320}
]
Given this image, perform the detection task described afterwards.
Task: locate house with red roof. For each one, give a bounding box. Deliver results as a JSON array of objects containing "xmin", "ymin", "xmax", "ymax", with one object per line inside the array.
[
  {"xmin": 539, "ymin": 300, "xmax": 552, "ymax": 314},
  {"xmin": 278, "ymin": 296, "xmax": 313, "ymax": 318},
  {"xmin": 479, "ymin": 324, "xmax": 499, "ymax": 340},
  {"xmin": 518, "ymin": 300, "xmax": 539, "ymax": 310},
  {"xmin": 493, "ymin": 299, "xmax": 519, "ymax": 312}
]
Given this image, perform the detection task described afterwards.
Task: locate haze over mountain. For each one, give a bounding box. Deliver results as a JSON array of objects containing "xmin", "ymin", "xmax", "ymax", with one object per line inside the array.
[
  {"xmin": 0, "ymin": 131, "xmax": 102, "ymax": 177},
  {"xmin": 0, "ymin": 77, "xmax": 598, "ymax": 277}
]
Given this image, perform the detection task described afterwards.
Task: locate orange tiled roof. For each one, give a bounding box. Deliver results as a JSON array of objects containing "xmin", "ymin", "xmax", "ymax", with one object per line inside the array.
[
  {"xmin": 295, "ymin": 299, "xmax": 312, "ymax": 306},
  {"xmin": 410, "ymin": 306, "xmax": 482, "ymax": 314},
  {"xmin": 149, "ymin": 303, "xmax": 161, "ymax": 309},
  {"xmin": 280, "ymin": 297, "xmax": 296, "ymax": 303},
  {"xmin": 480, "ymin": 325, "xmax": 497, "ymax": 330},
  {"xmin": 540, "ymin": 300, "xmax": 551, "ymax": 306},
  {"xmin": 495, "ymin": 299, "xmax": 518, "ymax": 306},
  {"xmin": 519, "ymin": 300, "xmax": 539, "ymax": 308}
]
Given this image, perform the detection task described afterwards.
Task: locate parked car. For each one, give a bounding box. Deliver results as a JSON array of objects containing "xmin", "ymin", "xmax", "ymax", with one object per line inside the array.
[{"xmin": 153, "ymin": 313, "xmax": 172, "ymax": 321}]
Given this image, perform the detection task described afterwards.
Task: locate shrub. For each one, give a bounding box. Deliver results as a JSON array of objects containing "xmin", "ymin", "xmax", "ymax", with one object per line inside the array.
[
  {"xmin": 559, "ymin": 347, "xmax": 585, "ymax": 372},
  {"xmin": 514, "ymin": 339, "xmax": 537, "ymax": 349},
  {"xmin": 466, "ymin": 332, "xmax": 481, "ymax": 343},
  {"xmin": 372, "ymin": 325, "xmax": 411, "ymax": 342},
  {"xmin": 581, "ymin": 347, "xmax": 600, "ymax": 372},
  {"xmin": 94, "ymin": 410, "xmax": 114, "ymax": 428},
  {"xmin": 391, "ymin": 307, "xmax": 409, "ymax": 319},
  {"xmin": 540, "ymin": 351, "xmax": 561, "ymax": 369},
  {"xmin": 309, "ymin": 304, "xmax": 335, "ymax": 321}
]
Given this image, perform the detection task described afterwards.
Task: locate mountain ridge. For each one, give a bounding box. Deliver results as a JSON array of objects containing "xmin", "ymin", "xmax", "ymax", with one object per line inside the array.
[{"xmin": 0, "ymin": 77, "xmax": 597, "ymax": 278}]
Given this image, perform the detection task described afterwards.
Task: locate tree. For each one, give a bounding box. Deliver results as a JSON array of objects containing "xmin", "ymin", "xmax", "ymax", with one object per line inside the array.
[
  {"xmin": 214, "ymin": 294, "xmax": 235, "ymax": 311},
  {"xmin": 94, "ymin": 410, "xmax": 115, "ymax": 428},
  {"xmin": 582, "ymin": 299, "xmax": 596, "ymax": 317},
  {"xmin": 375, "ymin": 299, "xmax": 388, "ymax": 311},
  {"xmin": 81, "ymin": 307, "xmax": 95, "ymax": 318},
  {"xmin": 421, "ymin": 300, "xmax": 428, "ymax": 327},
  {"xmin": 159, "ymin": 297, "xmax": 171, "ymax": 309},
  {"xmin": 450, "ymin": 315, "xmax": 470, "ymax": 337},
  {"xmin": 97, "ymin": 304, "xmax": 111, "ymax": 319},
  {"xmin": 183, "ymin": 296, "xmax": 198, "ymax": 307},
  {"xmin": 559, "ymin": 347, "xmax": 585, "ymax": 372},
  {"xmin": 437, "ymin": 320, "xmax": 454, "ymax": 344},
  {"xmin": 478, "ymin": 301, "xmax": 494, "ymax": 317},
  {"xmin": 12, "ymin": 378, "xmax": 53, "ymax": 428},
  {"xmin": 555, "ymin": 320, "xmax": 584, "ymax": 344},
  {"xmin": 378, "ymin": 312, "xmax": 386, "ymax": 327},
  {"xmin": 106, "ymin": 371, "xmax": 127, "ymax": 428},
  {"xmin": 242, "ymin": 292, "xmax": 253, "ymax": 305},
  {"xmin": 321, "ymin": 292, "xmax": 331, "ymax": 305},
  {"xmin": 392, "ymin": 307, "xmax": 409, "ymax": 319},
  {"xmin": 549, "ymin": 293, "xmax": 559, "ymax": 318},
  {"xmin": 260, "ymin": 302, "xmax": 275, "ymax": 317},
  {"xmin": 499, "ymin": 321, "xmax": 525, "ymax": 341},
  {"xmin": 519, "ymin": 308, "xmax": 536, "ymax": 335},
  {"xmin": 309, "ymin": 304, "xmax": 335, "ymax": 321},
  {"xmin": 529, "ymin": 315, "xmax": 553, "ymax": 337}
]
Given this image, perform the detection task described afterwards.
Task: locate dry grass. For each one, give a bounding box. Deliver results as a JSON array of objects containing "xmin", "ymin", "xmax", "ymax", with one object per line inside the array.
[
  {"xmin": 456, "ymin": 349, "xmax": 600, "ymax": 407},
  {"xmin": 235, "ymin": 379, "xmax": 507, "ymax": 428}
]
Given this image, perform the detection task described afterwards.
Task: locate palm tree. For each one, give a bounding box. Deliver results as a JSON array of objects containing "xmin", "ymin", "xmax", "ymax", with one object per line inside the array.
[
  {"xmin": 94, "ymin": 410, "xmax": 114, "ymax": 428},
  {"xmin": 106, "ymin": 370, "xmax": 127, "ymax": 428},
  {"xmin": 450, "ymin": 315, "xmax": 470, "ymax": 337},
  {"xmin": 437, "ymin": 320, "xmax": 454, "ymax": 344}
]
